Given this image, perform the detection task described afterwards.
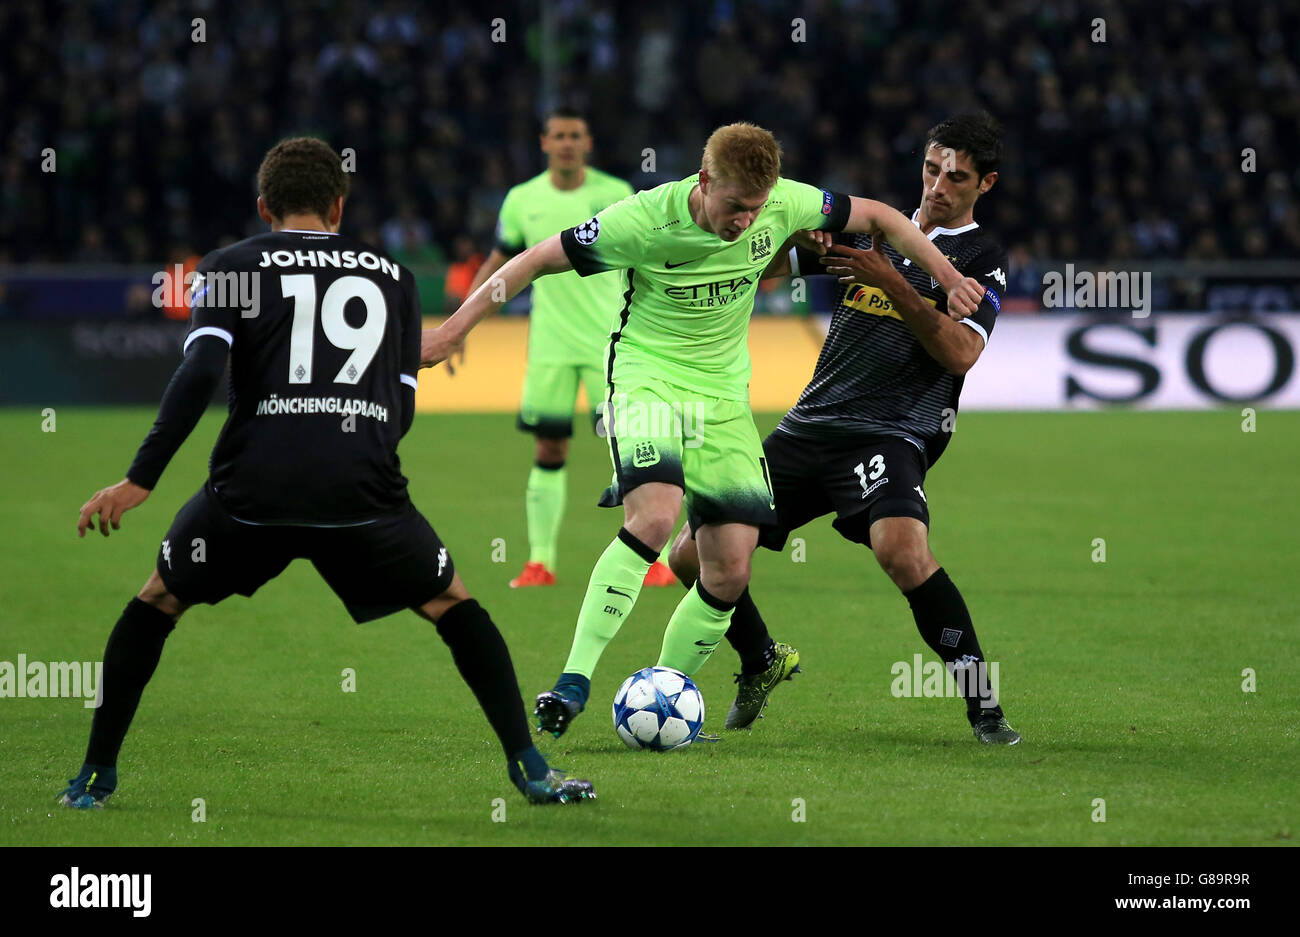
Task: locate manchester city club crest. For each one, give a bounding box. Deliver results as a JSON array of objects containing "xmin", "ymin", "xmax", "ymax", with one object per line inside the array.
[
  {"xmin": 749, "ymin": 230, "xmax": 772, "ymax": 263},
  {"xmin": 632, "ymin": 440, "xmax": 659, "ymax": 467}
]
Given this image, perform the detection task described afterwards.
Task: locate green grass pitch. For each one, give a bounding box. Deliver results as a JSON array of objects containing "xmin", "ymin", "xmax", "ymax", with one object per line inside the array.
[{"xmin": 1, "ymin": 407, "xmax": 1296, "ymax": 845}]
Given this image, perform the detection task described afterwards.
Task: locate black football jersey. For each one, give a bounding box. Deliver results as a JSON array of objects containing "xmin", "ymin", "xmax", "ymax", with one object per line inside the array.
[
  {"xmin": 777, "ymin": 212, "xmax": 1007, "ymax": 467},
  {"xmin": 185, "ymin": 229, "xmax": 421, "ymax": 524}
]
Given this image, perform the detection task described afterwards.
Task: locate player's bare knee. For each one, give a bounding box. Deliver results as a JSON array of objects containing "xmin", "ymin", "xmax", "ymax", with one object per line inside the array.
[
  {"xmin": 668, "ymin": 528, "xmax": 700, "ymax": 586},
  {"xmin": 623, "ymin": 509, "xmax": 675, "ymax": 552},
  {"xmin": 136, "ymin": 571, "xmax": 187, "ymax": 619},
  {"xmin": 876, "ymin": 543, "xmax": 934, "ymax": 592},
  {"xmin": 700, "ymin": 557, "xmax": 750, "ymax": 602},
  {"xmin": 535, "ymin": 436, "xmax": 568, "ymax": 465},
  {"xmin": 419, "ymin": 575, "xmax": 471, "ymax": 623}
]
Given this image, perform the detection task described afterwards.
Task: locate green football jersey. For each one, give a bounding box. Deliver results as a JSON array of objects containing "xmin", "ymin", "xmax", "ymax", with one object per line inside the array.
[
  {"xmin": 495, "ymin": 168, "xmax": 634, "ymax": 364},
  {"xmin": 559, "ymin": 174, "xmax": 849, "ymax": 401}
]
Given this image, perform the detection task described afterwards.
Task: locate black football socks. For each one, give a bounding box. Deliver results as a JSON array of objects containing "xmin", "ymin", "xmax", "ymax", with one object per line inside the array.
[
  {"xmin": 434, "ymin": 598, "xmax": 546, "ymax": 779},
  {"xmin": 724, "ymin": 587, "xmax": 777, "ymax": 675},
  {"xmin": 904, "ymin": 568, "xmax": 1004, "ymax": 723},
  {"xmin": 80, "ymin": 597, "xmax": 177, "ymax": 789}
]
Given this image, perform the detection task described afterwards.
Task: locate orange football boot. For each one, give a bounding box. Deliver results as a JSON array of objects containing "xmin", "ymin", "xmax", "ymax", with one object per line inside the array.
[
  {"xmin": 509, "ymin": 561, "xmax": 556, "ymax": 588},
  {"xmin": 642, "ymin": 560, "xmax": 677, "ymax": 587}
]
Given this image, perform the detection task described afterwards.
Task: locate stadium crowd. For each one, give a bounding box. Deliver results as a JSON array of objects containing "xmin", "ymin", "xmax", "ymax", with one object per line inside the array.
[{"xmin": 2, "ymin": 0, "xmax": 1297, "ymax": 302}]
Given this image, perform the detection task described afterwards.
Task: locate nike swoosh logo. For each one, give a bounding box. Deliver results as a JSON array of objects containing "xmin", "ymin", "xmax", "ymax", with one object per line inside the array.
[
  {"xmin": 693, "ymin": 639, "xmax": 720, "ymax": 648},
  {"xmin": 606, "ymin": 586, "xmax": 632, "ymax": 599},
  {"xmin": 664, "ymin": 257, "xmax": 706, "ymax": 269}
]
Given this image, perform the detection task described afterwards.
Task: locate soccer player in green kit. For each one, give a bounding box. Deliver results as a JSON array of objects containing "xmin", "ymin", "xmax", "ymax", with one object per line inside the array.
[
  {"xmin": 461, "ymin": 109, "xmax": 678, "ymax": 588},
  {"xmin": 421, "ymin": 123, "xmax": 985, "ymax": 737}
]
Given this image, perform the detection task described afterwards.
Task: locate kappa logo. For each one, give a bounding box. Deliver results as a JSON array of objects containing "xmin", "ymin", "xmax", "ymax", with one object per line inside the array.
[
  {"xmin": 632, "ymin": 441, "xmax": 659, "ymax": 467},
  {"xmin": 987, "ymin": 267, "xmax": 1007, "ymax": 288},
  {"xmin": 161, "ymin": 539, "xmax": 172, "ymax": 569},
  {"xmin": 437, "ymin": 547, "xmax": 448, "ymax": 576},
  {"xmin": 574, "ymin": 217, "xmax": 600, "ymax": 245},
  {"xmin": 749, "ymin": 230, "xmax": 773, "ymax": 263},
  {"xmin": 914, "ymin": 485, "xmax": 927, "ymax": 503}
]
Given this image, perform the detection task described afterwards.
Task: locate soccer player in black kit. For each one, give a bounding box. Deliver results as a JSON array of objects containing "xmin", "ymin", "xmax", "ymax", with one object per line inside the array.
[
  {"xmin": 60, "ymin": 138, "xmax": 594, "ymax": 808},
  {"xmin": 671, "ymin": 113, "xmax": 1021, "ymax": 744}
]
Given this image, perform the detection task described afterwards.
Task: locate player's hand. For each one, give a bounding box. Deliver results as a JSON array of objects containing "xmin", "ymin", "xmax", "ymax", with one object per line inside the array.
[
  {"xmin": 420, "ymin": 326, "xmax": 463, "ymax": 371},
  {"xmin": 945, "ymin": 277, "xmax": 985, "ymax": 320},
  {"xmin": 442, "ymin": 336, "xmax": 466, "ymax": 376},
  {"xmin": 78, "ymin": 479, "xmax": 150, "ymax": 538},
  {"xmin": 792, "ymin": 229, "xmax": 833, "ymax": 255},
  {"xmin": 819, "ymin": 239, "xmax": 897, "ymax": 287}
]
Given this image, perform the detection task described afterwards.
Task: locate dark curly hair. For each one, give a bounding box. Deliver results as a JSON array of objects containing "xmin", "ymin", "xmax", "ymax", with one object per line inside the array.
[
  {"xmin": 256, "ymin": 137, "xmax": 350, "ymax": 223},
  {"xmin": 925, "ymin": 112, "xmax": 1003, "ymax": 179}
]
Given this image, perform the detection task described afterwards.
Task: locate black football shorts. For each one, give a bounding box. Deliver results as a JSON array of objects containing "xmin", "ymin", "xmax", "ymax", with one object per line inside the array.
[
  {"xmin": 156, "ymin": 482, "xmax": 456, "ymax": 622},
  {"xmin": 757, "ymin": 430, "xmax": 930, "ymax": 551}
]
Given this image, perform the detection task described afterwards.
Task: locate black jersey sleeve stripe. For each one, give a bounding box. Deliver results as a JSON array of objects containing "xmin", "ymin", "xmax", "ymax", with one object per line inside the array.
[
  {"xmin": 820, "ymin": 190, "xmax": 852, "ymax": 233},
  {"xmin": 494, "ymin": 237, "xmax": 525, "ymax": 257},
  {"xmin": 605, "ymin": 268, "xmax": 636, "ymax": 390},
  {"xmin": 560, "ymin": 227, "xmax": 610, "ymax": 277}
]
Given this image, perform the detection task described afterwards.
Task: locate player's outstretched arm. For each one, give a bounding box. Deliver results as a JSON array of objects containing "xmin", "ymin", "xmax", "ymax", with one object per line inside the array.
[
  {"xmin": 420, "ymin": 234, "xmax": 572, "ymax": 369},
  {"xmin": 843, "ymin": 197, "xmax": 984, "ymax": 317},
  {"xmin": 77, "ymin": 335, "xmax": 228, "ymax": 537},
  {"xmin": 821, "ymin": 239, "xmax": 985, "ymax": 375},
  {"xmin": 466, "ymin": 248, "xmax": 511, "ymax": 296},
  {"xmin": 434, "ymin": 247, "xmax": 512, "ymax": 375}
]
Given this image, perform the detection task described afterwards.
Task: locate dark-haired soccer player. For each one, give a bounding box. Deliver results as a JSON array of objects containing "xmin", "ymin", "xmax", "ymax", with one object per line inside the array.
[
  {"xmin": 422, "ymin": 122, "xmax": 985, "ymax": 739},
  {"xmin": 672, "ymin": 112, "xmax": 1021, "ymax": 744},
  {"xmin": 60, "ymin": 137, "xmax": 594, "ymax": 808}
]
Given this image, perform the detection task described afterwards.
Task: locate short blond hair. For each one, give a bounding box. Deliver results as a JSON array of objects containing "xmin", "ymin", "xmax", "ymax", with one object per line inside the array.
[{"xmin": 701, "ymin": 123, "xmax": 782, "ymax": 193}]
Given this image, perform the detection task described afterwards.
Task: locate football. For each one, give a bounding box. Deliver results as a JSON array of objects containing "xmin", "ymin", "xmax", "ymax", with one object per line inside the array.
[{"xmin": 612, "ymin": 666, "xmax": 705, "ymax": 751}]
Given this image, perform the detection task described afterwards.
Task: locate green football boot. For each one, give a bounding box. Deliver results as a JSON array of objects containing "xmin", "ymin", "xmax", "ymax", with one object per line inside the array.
[
  {"xmin": 725, "ymin": 642, "xmax": 801, "ymax": 729},
  {"xmin": 972, "ymin": 713, "xmax": 1022, "ymax": 745}
]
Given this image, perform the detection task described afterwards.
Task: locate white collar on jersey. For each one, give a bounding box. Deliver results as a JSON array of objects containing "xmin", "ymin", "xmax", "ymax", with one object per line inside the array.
[
  {"xmin": 280, "ymin": 229, "xmax": 341, "ymax": 235},
  {"xmin": 910, "ymin": 208, "xmax": 979, "ymax": 237}
]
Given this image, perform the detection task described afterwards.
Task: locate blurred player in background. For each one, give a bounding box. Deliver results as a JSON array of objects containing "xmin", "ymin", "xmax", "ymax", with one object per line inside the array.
[
  {"xmin": 464, "ymin": 109, "xmax": 676, "ymax": 589},
  {"xmin": 422, "ymin": 122, "xmax": 984, "ymax": 738},
  {"xmin": 62, "ymin": 138, "xmax": 594, "ymax": 809},
  {"xmin": 672, "ymin": 112, "xmax": 1020, "ymax": 744}
]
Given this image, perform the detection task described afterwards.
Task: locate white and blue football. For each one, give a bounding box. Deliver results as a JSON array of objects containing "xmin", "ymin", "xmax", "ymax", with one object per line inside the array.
[{"xmin": 612, "ymin": 666, "xmax": 705, "ymax": 751}]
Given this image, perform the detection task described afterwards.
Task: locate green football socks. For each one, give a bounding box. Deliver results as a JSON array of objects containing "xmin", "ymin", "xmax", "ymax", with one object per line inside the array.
[
  {"xmin": 526, "ymin": 462, "xmax": 567, "ymax": 569},
  {"xmin": 657, "ymin": 581, "xmax": 736, "ymax": 676},
  {"xmin": 561, "ymin": 528, "xmax": 657, "ymax": 677}
]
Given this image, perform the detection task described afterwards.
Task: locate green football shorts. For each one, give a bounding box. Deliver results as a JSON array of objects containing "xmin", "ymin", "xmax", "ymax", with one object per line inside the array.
[
  {"xmin": 517, "ymin": 360, "xmax": 606, "ymax": 439},
  {"xmin": 597, "ymin": 375, "xmax": 777, "ymax": 531}
]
